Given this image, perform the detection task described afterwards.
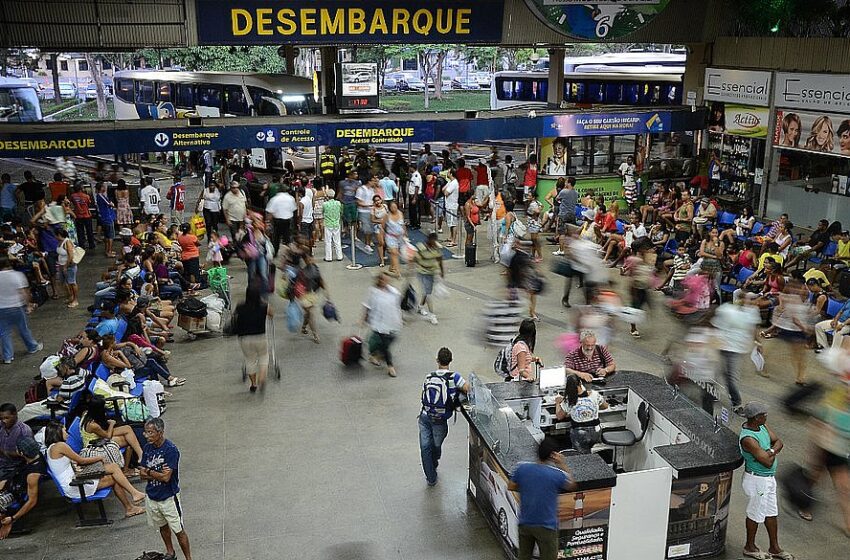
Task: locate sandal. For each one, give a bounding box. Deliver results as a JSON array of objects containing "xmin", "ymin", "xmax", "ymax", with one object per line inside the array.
[
  {"xmin": 742, "ymin": 550, "xmax": 771, "ymax": 560},
  {"xmin": 167, "ymin": 377, "xmax": 186, "ymax": 387},
  {"xmin": 770, "ymin": 551, "xmax": 796, "ymax": 560},
  {"xmin": 759, "ymin": 330, "xmax": 776, "ymax": 339},
  {"xmin": 124, "ymin": 507, "xmax": 145, "ymax": 519},
  {"xmin": 797, "ymin": 510, "xmax": 813, "ymax": 521}
]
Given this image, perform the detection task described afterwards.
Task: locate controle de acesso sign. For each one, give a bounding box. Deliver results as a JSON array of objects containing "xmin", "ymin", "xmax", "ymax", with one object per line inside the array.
[
  {"xmin": 523, "ymin": 0, "xmax": 671, "ymax": 39},
  {"xmin": 194, "ymin": 0, "xmax": 504, "ymax": 45},
  {"xmin": 704, "ymin": 68, "xmax": 772, "ymax": 107}
]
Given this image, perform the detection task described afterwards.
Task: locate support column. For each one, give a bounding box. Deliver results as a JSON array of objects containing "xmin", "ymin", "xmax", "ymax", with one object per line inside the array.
[
  {"xmin": 283, "ymin": 46, "xmax": 296, "ymax": 75},
  {"xmin": 547, "ymin": 48, "xmax": 565, "ymax": 109},
  {"xmin": 682, "ymin": 43, "xmax": 711, "ymax": 107},
  {"xmin": 320, "ymin": 47, "xmax": 338, "ymax": 115}
]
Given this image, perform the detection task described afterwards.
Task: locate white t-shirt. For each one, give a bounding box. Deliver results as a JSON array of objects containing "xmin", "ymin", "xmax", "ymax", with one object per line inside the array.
[
  {"xmin": 301, "ymin": 189, "xmax": 314, "ymax": 224},
  {"xmin": 559, "ymin": 390, "xmax": 605, "ymax": 425},
  {"xmin": 222, "ymin": 190, "xmax": 248, "ymax": 222},
  {"xmin": 266, "ymin": 192, "xmax": 297, "ymax": 220},
  {"xmin": 355, "ymin": 185, "xmax": 375, "ymax": 214},
  {"xmin": 0, "ymin": 269, "xmax": 28, "ymax": 309},
  {"xmin": 140, "ymin": 185, "xmax": 161, "ymax": 215},
  {"xmin": 618, "ymin": 162, "xmax": 636, "ymax": 186},
  {"xmin": 408, "ymin": 171, "xmax": 422, "ymax": 196},
  {"xmin": 444, "ymin": 179, "xmax": 459, "ymax": 210},
  {"xmin": 711, "ymin": 303, "xmax": 760, "ymax": 354},
  {"xmin": 203, "ymin": 188, "xmax": 221, "ymax": 212}
]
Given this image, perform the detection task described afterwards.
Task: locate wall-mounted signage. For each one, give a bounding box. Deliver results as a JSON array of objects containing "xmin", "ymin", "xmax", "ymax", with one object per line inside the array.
[
  {"xmin": 543, "ymin": 111, "xmax": 671, "ymax": 137},
  {"xmin": 775, "ymin": 72, "xmax": 850, "ymax": 113},
  {"xmin": 195, "ymin": 0, "xmax": 504, "ymax": 45},
  {"xmin": 773, "ymin": 109, "xmax": 850, "ymax": 158},
  {"xmin": 703, "ymin": 68, "xmax": 771, "ymax": 107},
  {"xmin": 337, "ymin": 62, "xmax": 379, "ymax": 111},
  {"xmin": 707, "ymin": 103, "xmax": 770, "ymax": 139},
  {"xmin": 523, "ymin": 0, "xmax": 671, "ymax": 39}
]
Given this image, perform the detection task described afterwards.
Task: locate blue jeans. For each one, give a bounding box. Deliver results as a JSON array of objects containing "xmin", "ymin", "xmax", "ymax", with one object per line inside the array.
[
  {"xmin": 0, "ymin": 306, "xmax": 39, "ymax": 361},
  {"xmin": 137, "ymin": 358, "xmax": 171, "ymax": 383},
  {"xmin": 418, "ymin": 413, "xmax": 449, "ymax": 484}
]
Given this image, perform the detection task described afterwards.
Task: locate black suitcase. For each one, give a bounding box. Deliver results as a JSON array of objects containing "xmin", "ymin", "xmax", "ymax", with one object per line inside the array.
[{"xmin": 465, "ymin": 231, "xmax": 476, "ymax": 267}]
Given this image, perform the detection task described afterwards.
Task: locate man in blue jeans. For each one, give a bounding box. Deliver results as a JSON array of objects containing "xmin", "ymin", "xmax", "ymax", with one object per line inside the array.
[
  {"xmin": 509, "ymin": 437, "xmax": 576, "ymax": 560},
  {"xmin": 418, "ymin": 347, "xmax": 469, "ymax": 486},
  {"xmin": 0, "ymin": 257, "xmax": 43, "ymax": 364}
]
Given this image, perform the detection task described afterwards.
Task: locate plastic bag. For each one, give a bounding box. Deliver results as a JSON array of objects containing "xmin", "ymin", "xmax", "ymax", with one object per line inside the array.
[
  {"xmin": 322, "ymin": 300, "xmax": 339, "ymax": 322},
  {"xmin": 433, "ymin": 281, "xmax": 450, "ymax": 299},
  {"xmin": 190, "ymin": 214, "xmax": 206, "ymax": 239},
  {"xmin": 750, "ymin": 346, "xmax": 765, "ymax": 372},
  {"xmin": 286, "ymin": 300, "xmax": 303, "ymax": 333}
]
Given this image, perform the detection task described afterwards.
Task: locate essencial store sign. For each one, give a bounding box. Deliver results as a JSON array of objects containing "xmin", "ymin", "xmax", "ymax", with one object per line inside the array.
[
  {"xmin": 775, "ymin": 72, "xmax": 850, "ymax": 113},
  {"xmin": 704, "ymin": 68, "xmax": 771, "ymax": 106}
]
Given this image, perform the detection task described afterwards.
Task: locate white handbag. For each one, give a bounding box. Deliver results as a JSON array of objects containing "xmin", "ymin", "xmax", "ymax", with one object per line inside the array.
[{"xmin": 72, "ymin": 245, "xmax": 86, "ymax": 264}]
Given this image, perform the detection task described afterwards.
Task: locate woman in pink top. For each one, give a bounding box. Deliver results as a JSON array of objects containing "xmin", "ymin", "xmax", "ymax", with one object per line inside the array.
[{"xmin": 509, "ymin": 319, "xmax": 543, "ymax": 381}]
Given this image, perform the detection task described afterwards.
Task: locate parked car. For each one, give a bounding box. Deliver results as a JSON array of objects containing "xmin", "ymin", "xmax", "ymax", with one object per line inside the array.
[
  {"xmin": 382, "ymin": 76, "xmax": 399, "ymax": 93},
  {"xmin": 451, "ymin": 77, "xmax": 481, "ymax": 90},
  {"xmin": 403, "ymin": 74, "xmax": 426, "ymax": 92},
  {"xmin": 85, "ymin": 83, "xmax": 112, "ymax": 100},
  {"xmin": 474, "ymin": 73, "xmax": 492, "ymax": 89},
  {"xmin": 348, "ymin": 70, "xmax": 373, "ymax": 83},
  {"xmin": 58, "ymin": 82, "xmax": 78, "ymax": 100}
]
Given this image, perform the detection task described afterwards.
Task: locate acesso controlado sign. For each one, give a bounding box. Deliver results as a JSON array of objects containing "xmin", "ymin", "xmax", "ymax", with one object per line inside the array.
[{"xmin": 194, "ymin": 0, "xmax": 504, "ymax": 44}]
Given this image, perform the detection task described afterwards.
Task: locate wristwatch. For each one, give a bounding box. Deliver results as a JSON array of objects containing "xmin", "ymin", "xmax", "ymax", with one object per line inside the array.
[{"xmin": 768, "ymin": 447, "xmax": 775, "ymax": 456}]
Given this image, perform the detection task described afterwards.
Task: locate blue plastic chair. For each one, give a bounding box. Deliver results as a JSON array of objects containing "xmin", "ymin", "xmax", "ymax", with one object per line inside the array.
[
  {"xmin": 718, "ymin": 211, "xmax": 737, "ymax": 229},
  {"xmin": 46, "ymin": 459, "xmax": 113, "ymax": 527},
  {"xmin": 720, "ymin": 267, "xmax": 754, "ymax": 300},
  {"xmin": 826, "ymin": 298, "xmax": 843, "ymax": 319},
  {"xmin": 66, "ymin": 417, "xmax": 83, "ymax": 453},
  {"xmin": 615, "ymin": 220, "xmax": 625, "ymax": 234},
  {"xmin": 661, "ymin": 238, "xmax": 677, "ymax": 256},
  {"xmin": 574, "ymin": 205, "xmax": 586, "ymax": 219},
  {"xmin": 809, "ymin": 241, "xmax": 838, "ymax": 266}
]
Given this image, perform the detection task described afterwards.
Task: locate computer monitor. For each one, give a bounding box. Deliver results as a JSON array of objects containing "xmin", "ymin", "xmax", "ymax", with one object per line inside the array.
[{"xmin": 538, "ymin": 367, "xmax": 566, "ymax": 392}]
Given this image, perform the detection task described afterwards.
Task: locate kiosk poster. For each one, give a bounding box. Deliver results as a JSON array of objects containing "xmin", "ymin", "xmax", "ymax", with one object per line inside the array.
[
  {"xmin": 666, "ymin": 471, "xmax": 733, "ymax": 558},
  {"xmin": 540, "ymin": 137, "xmax": 570, "ymax": 176},
  {"xmin": 773, "ymin": 110, "xmax": 850, "ymax": 158},
  {"xmin": 544, "ymin": 112, "xmax": 670, "ymax": 137},
  {"xmin": 468, "ymin": 431, "xmax": 612, "ymax": 560},
  {"xmin": 523, "ymin": 1, "xmax": 672, "ymax": 40}
]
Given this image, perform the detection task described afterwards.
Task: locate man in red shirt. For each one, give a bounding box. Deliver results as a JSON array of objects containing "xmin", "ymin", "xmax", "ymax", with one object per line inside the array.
[
  {"xmin": 454, "ymin": 158, "xmax": 473, "ymax": 222},
  {"xmin": 48, "ymin": 172, "xmax": 68, "ymax": 202},
  {"xmin": 69, "ymin": 184, "xmax": 95, "ymax": 250},
  {"xmin": 166, "ymin": 176, "xmax": 186, "ymax": 226}
]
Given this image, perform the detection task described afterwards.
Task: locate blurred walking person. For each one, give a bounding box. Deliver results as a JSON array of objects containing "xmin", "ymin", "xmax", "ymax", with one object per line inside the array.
[
  {"xmin": 232, "ymin": 286, "xmax": 273, "ymax": 392},
  {"xmin": 362, "ymin": 273, "xmax": 402, "ymax": 377}
]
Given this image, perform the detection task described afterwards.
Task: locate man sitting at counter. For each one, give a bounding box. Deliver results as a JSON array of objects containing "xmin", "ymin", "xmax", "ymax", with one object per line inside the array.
[{"xmin": 564, "ymin": 330, "xmax": 616, "ymax": 383}]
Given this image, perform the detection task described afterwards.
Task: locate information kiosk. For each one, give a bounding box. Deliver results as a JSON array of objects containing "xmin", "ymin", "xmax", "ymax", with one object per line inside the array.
[{"xmin": 461, "ymin": 371, "xmax": 743, "ymax": 560}]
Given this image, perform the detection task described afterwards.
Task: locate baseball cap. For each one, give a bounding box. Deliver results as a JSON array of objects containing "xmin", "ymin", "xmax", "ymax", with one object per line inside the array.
[{"xmin": 741, "ymin": 401, "xmax": 768, "ymax": 419}]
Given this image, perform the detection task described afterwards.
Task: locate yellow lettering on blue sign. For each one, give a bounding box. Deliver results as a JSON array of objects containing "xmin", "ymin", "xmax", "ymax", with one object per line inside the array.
[
  {"xmin": 0, "ymin": 138, "xmax": 96, "ymax": 151},
  {"xmin": 229, "ymin": 7, "xmax": 475, "ymax": 38}
]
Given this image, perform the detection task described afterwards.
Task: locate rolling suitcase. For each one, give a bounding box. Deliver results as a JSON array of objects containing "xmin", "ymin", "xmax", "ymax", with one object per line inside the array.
[
  {"xmin": 465, "ymin": 232, "xmax": 476, "ymax": 267},
  {"xmin": 340, "ymin": 336, "xmax": 363, "ymax": 366}
]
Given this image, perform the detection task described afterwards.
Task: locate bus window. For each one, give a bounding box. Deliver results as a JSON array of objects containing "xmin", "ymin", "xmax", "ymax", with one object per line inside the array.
[
  {"xmin": 622, "ymin": 82, "xmax": 640, "ymax": 105},
  {"xmin": 248, "ymin": 86, "xmax": 283, "ymax": 116},
  {"xmin": 195, "ymin": 84, "xmax": 222, "ymax": 109},
  {"xmin": 115, "ymin": 78, "xmax": 134, "ymax": 103},
  {"xmin": 157, "ymin": 82, "xmax": 173, "ymax": 103},
  {"xmin": 571, "ymin": 82, "xmax": 585, "ymax": 103},
  {"xmin": 586, "ymin": 81, "xmax": 605, "ymax": 103},
  {"xmin": 176, "ymin": 84, "xmax": 194, "ymax": 109},
  {"xmin": 604, "ymin": 83, "xmax": 622, "ymax": 104},
  {"xmin": 497, "ymin": 78, "xmax": 515, "ymax": 100},
  {"xmin": 136, "ymin": 81, "xmax": 155, "ymax": 104},
  {"xmin": 224, "ymin": 85, "xmax": 249, "ymax": 115}
]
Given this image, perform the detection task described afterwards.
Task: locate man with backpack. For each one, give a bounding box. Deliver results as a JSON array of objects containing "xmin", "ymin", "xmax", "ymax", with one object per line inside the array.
[{"xmin": 418, "ymin": 347, "xmax": 470, "ymax": 486}]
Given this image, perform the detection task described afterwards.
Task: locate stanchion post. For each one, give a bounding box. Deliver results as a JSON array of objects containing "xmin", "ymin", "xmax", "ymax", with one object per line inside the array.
[
  {"xmin": 452, "ymin": 207, "xmax": 464, "ymax": 259},
  {"xmin": 346, "ymin": 223, "xmax": 363, "ymax": 270}
]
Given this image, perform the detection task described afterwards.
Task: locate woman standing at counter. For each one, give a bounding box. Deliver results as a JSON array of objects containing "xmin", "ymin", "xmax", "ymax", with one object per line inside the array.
[
  {"xmin": 510, "ymin": 319, "xmax": 543, "ymax": 382},
  {"xmin": 555, "ymin": 375, "xmax": 609, "ymax": 454}
]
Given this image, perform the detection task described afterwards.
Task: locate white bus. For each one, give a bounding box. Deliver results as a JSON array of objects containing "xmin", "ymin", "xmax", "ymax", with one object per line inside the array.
[
  {"xmin": 113, "ymin": 70, "xmax": 321, "ymax": 120},
  {"xmin": 491, "ymin": 70, "xmax": 683, "ymax": 110},
  {"xmin": 0, "ymin": 78, "xmax": 42, "ymax": 122}
]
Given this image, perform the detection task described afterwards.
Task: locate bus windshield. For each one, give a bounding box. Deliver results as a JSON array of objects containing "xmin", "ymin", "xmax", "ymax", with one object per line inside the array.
[{"xmin": 0, "ymin": 87, "xmax": 42, "ymax": 122}]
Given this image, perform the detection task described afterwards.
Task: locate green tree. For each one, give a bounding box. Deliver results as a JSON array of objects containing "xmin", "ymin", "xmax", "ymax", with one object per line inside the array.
[
  {"xmin": 83, "ymin": 54, "xmax": 109, "ymax": 119},
  {"xmin": 135, "ymin": 47, "xmax": 287, "ymax": 72},
  {"xmin": 386, "ymin": 44, "xmax": 453, "ymax": 108}
]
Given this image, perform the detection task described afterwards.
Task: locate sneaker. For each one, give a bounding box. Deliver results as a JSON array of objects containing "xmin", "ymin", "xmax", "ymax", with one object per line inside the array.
[
  {"xmin": 630, "ymin": 330, "xmax": 641, "ymax": 339},
  {"xmin": 732, "ymin": 405, "xmax": 745, "ymax": 417},
  {"xmin": 2, "ymin": 359, "xmax": 12, "ymax": 365},
  {"xmin": 419, "ymin": 308, "xmax": 430, "ymax": 316},
  {"xmin": 27, "ymin": 342, "xmax": 43, "ymax": 354},
  {"xmin": 429, "ymin": 314, "xmax": 439, "ymax": 325},
  {"xmin": 552, "ymin": 250, "xmax": 564, "ymax": 256}
]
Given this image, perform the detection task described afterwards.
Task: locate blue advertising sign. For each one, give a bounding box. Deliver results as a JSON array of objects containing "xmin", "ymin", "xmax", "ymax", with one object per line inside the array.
[
  {"xmin": 195, "ymin": 0, "xmax": 504, "ymax": 45},
  {"xmin": 543, "ymin": 111, "xmax": 673, "ymax": 137}
]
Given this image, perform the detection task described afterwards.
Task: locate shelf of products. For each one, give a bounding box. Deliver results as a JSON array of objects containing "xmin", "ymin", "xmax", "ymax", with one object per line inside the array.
[{"xmin": 707, "ymin": 132, "xmax": 765, "ymax": 201}]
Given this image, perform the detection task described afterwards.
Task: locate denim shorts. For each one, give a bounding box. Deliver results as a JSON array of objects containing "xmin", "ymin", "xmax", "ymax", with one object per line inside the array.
[
  {"xmin": 419, "ymin": 273, "xmax": 435, "ymax": 295},
  {"xmin": 59, "ymin": 263, "xmax": 78, "ymax": 285},
  {"xmin": 102, "ymin": 221, "xmax": 115, "ymax": 239}
]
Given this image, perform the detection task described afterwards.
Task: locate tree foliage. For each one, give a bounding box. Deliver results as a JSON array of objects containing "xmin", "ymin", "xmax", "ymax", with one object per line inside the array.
[
  {"xmin": 734, "ymin": 0, "xmax": 850, "ymax": 37},
  {"xmin": 135, "ymin": 47, "xmax": 287, "ymax": 73}
]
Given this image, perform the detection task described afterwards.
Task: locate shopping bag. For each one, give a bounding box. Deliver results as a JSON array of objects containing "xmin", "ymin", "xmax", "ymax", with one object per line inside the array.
[
  {"xmin": 322, "ymin": 300, "xmax": 339, "ymax": 322},
  {"xmin": 285, "ymin": 300, "xmax": 303, "ymax": 333},
  {"xmin": 750, "ymin": 346, "xmax": 765, "ymax": 372},
  {"xmin": 190, "ymin": 213, "xmax": 206, "ymax": 239}
]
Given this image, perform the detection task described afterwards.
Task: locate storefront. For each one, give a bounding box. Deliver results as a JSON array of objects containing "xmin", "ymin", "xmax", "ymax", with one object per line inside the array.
[
  {"xmin": 767, "ymin": 72, "xmax": 850, "ymax": 225},
  {"xmin": 703, "ymin": 68, "xmax": 772, "ymax": 209},
  {"xmin": 462, "ymin": 371, "xmax": 743, "ymax": 560},
  {"xmin": 536, "ymin": 109, "xmax": 703, "ymax": 208}
]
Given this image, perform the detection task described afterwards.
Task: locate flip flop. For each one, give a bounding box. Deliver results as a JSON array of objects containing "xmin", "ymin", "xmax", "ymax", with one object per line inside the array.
[
  {"xmin": 742, "ymin": 550, "xmax": 771, "ymax": 560},
  {"xmin": 770, "ymin": 551, "xmax": 796, "ymax": 560},
  {"xmin": 132, "ymin": 494, "xmax": 145, "ymax": 505},
  {"xmin": 124, "ymin": 507, "xmax": 145, "ymax": 519},
  {"xmin": 797, "ymin": 510, "xmax": 813, "ymax": 521}
]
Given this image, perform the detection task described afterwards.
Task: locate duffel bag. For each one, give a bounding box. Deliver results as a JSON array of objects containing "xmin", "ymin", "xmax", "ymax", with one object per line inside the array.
[{"xmin": 176, "ymin": 296, "xmax": 207, "ymax": 318}]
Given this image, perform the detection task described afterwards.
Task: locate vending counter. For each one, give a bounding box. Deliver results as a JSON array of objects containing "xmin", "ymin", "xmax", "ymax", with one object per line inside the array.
[{"xmin": 461, "ymin": 371, "xmax": 743, "ymax": 560}]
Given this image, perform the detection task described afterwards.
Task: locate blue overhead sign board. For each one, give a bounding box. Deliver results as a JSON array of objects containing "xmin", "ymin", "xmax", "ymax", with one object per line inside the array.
[
  {"xmin": 195, "ymin": 0, "xmax": 505, "ymax": 45},
  {"xmin": 0, "ymin": 109, "xmax": 705, "ymax": 157}
]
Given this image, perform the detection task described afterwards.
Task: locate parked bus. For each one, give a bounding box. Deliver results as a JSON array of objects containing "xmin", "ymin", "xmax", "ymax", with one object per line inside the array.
[
  {"xmin": 113, "ymin": 70, "xmax": 321, "ymax": 120},
  {"xmin": 0, "ymin": 78, "xmax": 42, "ymax": 122},
  {"xmin": 490, "ymin": 70, "xmax": 683, "ymax": 110}
]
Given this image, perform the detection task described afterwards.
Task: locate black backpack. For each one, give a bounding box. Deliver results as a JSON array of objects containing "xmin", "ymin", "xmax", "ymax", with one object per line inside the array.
[{"xmin": 176, "ymin": 296, "xmax": 207, "ymax": 318}]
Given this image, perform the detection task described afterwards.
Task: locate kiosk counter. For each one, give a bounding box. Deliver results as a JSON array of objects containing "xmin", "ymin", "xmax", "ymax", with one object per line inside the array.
[{"xmin": 461, "ymin": 371, "xmax": 743, "ymax": 560}]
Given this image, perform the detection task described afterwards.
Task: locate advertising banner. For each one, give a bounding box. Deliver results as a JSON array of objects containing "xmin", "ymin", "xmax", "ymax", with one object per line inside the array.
[
  {"xmin": 775, "ymin": 72, "xmax": 850, "ymax": 113},
  {"xmin": 523, "ymin": 1, "xmax": 671, "ymax": 39},
  {"xmin": 544, "ymin": 111, "xmax": 671, "ymax": 137},
  {"xmin": 337, "ymin": 62, "xmax": 379, "ymax": 111},
  {"xmin": 666, "ymin": 472, "xmax": 734, "ymax": 558},
  {"xmin": 706, "ymin": 102, "xmax": 770, "ymax": 139},
  {"xmin": 773, "ymin": 109, "xmax": 850, "ymax": 158},
  {"xmin": 703, "ymin": 68, "xmax": 771, "ymax": 106},
  {"xmin": 195, "ymin": 0, "xmax": 504, "ymax": 45}
]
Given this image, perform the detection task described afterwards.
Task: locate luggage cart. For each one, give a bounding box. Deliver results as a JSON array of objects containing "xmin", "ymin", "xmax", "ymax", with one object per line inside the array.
[{"xmin": 241, "ymin": 316, "xmax": 281, "ymax": 381}]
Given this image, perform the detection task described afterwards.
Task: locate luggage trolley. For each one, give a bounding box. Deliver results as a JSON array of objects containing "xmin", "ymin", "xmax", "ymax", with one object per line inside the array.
[{"xmin": 241, "ymin": 316, "xmax": 281, "ymax": 382}]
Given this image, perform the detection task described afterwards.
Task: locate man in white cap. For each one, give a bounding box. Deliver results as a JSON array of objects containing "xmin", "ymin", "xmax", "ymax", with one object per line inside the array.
[{"xmin": 738, "ymin": 402, "xmax": 794, "ymax": 560}]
